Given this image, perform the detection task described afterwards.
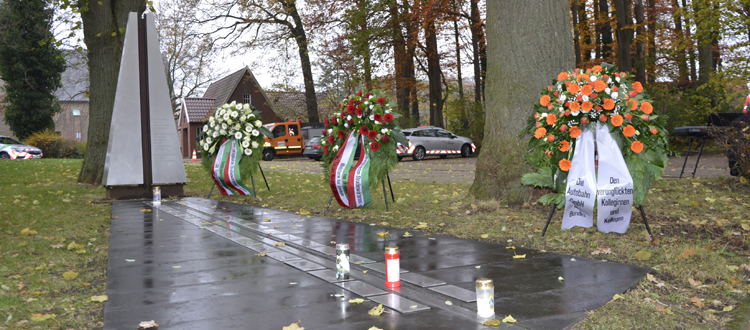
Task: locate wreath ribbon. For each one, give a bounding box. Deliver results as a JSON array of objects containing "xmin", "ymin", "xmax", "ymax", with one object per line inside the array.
[
  {"xmin": 330, "ymin": 132, "xmax": 371, "ymax": 208},
  {"xmin": 211, "ymin": 138, "xmax": 255, "ymax": 196}
]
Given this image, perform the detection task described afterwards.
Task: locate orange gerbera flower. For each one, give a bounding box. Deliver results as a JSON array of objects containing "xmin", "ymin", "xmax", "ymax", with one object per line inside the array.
[
  {"xmin": 632, "ymin": 81, "xmax": 644, "ymax": 93},
  {"xmin": 577, "ymin": 73, "xmax": 590, "ymax": 82},
  {"xmin": 567, "ymin": 83, "xmax": 580, "ymax": 94},
  {"xmin": 559, "ymin": 159, "xmax": 572, "ymax": 171},
  {"xmin": 626, "ymin": 99, "xmax": 638, "ymax": 111},
  {"xmin": 557, "ymin": 72, "xmax": 569, "ymax": 81},
  {"xmin": 581, "ymin": 84, "xmax": 593, "ymax": 96},
  {"xmin": 623, "ymin": 125, "xmax": 636, "ymax": 137},
  {"xmin": 611, "ymin": 114, "xmax": 624, "ymax": 127},
  {"xmin": 546, "ymin": 114, "xmax": 557, "ymax": 126},
  {"xmin": 558, "ymin": 140, "xmax": 570, "ymax": 152},
  {"xmin": 569, "ymin": 126, "xmax": 581, "ymax": 138},
  {"xmin": 592, "ymin": 65, "xmax": 603, "ymax": 73},
  {"xmin": 631, "ymin": 141, "xmax": 644, "ymax": 153},
  {"xmin": 535, "ymin": 127, "xmax": 547, "ymax": 139},
  {"xmin": 603, "ymin": 98, "xmax": 615, "ymax": 110},
  {"xmin": 640, "ymin": 101, "xmax": 653, "ymax": 114},
  {"xmin": 593, "ymin": 80, "xmax": 607, "ymax": 92},
  {"xmin": 540, "ymin": 95, "xmax": 550, "ymax": 107},
  {"xmin": 581, "ymin": 101, "xmax": 592, "ymax": 112},
  {"xmin": 569, "ymin": 102, "xmax": 581, "ymax": 112}
]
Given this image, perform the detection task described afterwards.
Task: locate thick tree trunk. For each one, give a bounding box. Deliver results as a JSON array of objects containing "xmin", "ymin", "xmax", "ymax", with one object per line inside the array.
[
  {"xmin": 470, "ymin": 0, "xmax": 574, "ymax": 201},
  {"xmin": 692, "ymin": 0, "xmax": 714, "ymax": 84},
  {"xmin": 572, "ymin": 0, "xmax": 582, "ymax": 66},
  {"xmin": 389, "ymin": 0, "xmax": 410, "ymax": 122},
  {"xmin": 470, "ymin": 0, "xmax": 481, "ymax": 103},
  {"xmin": 288, "ymin": 1, "xmax": 319, "ymax": 124},
  {"xmin": 672, "ymin": 0, "xmax": 689, "ymax": 85},
  {"xmin": 453, "ymin": 3, "xmax": 464, "ymax": 100},
  {"xmin": 634, "ymin": 0, "xmax": 646, "ymax": 83},
  {"xmin": 479, "ymin": 27, "xmax": 487, "ymax": 102},
  {"xmin": 613, "ymin": 0, "xmax": 633, "ymax": 73},
  {"xmin": 646, "ymin": 0, "xmax": 656, "ymax": 82},
  {"xmin": 425, "ymin": 18, "xmax": 443, "ymax": 128},
  {"xmin": 78, "ymin": 0, "xmax": 146, "ymax": 184},
  {"xmin": 579, "ymin": 0, "xmax": 592, "ymax": 62},
  {"xmin": 599, "ymin": 0, "xmax": 614, "ymax": 61},
  {"xmin": 406, "ymin": 3, "xmax": 420, "ymax": 127},
  {"xmin": 683, "ymin": 0, "xmax": 697, "ymax": 83}
]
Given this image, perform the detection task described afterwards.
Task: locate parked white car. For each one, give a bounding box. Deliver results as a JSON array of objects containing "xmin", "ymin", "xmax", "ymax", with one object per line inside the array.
[
  {"xmin": 396, "ymin": 126, "xmax": 475, "ymax": 161},
  {"xmin": 0, "ymin": 135, "xmax": 43, "ymax": 159}
]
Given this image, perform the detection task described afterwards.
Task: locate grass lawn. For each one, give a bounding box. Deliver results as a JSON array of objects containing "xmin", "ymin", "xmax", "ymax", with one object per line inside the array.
[{"xmin": 2, "ymin": 158, "xmax": 749, "ymax": 329}]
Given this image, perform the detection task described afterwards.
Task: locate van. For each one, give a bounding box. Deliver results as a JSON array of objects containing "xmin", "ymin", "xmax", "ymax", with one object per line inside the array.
[
  {"xmin": 262, "ymin": 122, "xmax": 305, "ymax": 161},
  {"xmin": 301, "ymin": 126, "xmax": 325, "ymax": 146}
]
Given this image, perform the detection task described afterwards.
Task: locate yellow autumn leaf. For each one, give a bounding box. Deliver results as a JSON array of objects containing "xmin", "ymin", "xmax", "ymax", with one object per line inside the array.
[
  {"xmin": 67, "ymin": 241, "xmax": 83, "ymax": 250},
  {"xmin": 282, "ymin": 321, "xmax": 304, "ymax": 330},
  {"xmin": 30, "ymin": 313, "xmax": 56, "ymax": 322},
  {"xmin": 512, "ymin": 254, "xmax": 526, "ymax": 259},
  {"xmin": 300, "ymin": 209, "xmax": 311, "ymax": 215},
  {"xmin": 63, "ymin": 271, "xmax": 78, "ymax": 281},
  {"xmin": 502, "ymin": 315, "xmax": 517, "ymax": 323},
  {"xmin": 376, "ymin": 232, "xmax": 389, "ymax": 238},
  {"xmin": 635, "ymin": 250, "xmax": 652, "ymax": 261},
  {"xmin": 506, "ymin": 246, "xmax": 515, "ymax": 250},
  {"xmin": 275, "ymin": 242, "xmax": 286, "ymax": 247},
  {"xmin": 403, "ymin": 231, "xmax": 413, "ymax": 237},
  {"xmin": 480, "ymin": 234, "xmax": 489, "ymax": 239},
  {"xmin": 414, "ymin": 224, "xmax": 428, "ymax": 229},
  {"xmin": 139, "ymin": 209, "xmax": 152, "ymax": 212},
  {"xmin": 724, "ymin": 306, "xmax": 734, "ymax": 312},
  {"xmin": 256, "ymin": 251, "xmax": 268, "ymax": 257},
  {"xmin": 20, "ymin": 227, "xmax": 38, "ymax": 236},
  {"xmin": 368, "ymin": 304, "xmax": 385, "ymax": 316},
  {"xmin": 483, "ymin": 319, "xmax": 501, "ymax": 327},
  {"xmin": 612, "ymin": 294, "xmax": 625, "ymax": 301},
  {"xmin": 368, "ymin": 327, "xmax": 383, "ymax": 330},
  {"xmin": 348, "ymin": 298, "xmax": 365, "ymax": 304},
  {"xmin": 90, "ymin": 295, "xmax": 108, "ymax": 302}
]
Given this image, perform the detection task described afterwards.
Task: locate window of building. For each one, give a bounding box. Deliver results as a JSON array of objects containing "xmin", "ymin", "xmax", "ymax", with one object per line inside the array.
[
  {"xmin": 72, "ymin": 109, "xmax": 81, "ymax": 116},
  {"xmin": 243, "ymin": 94, "xmax": 251, "ymax": 105}
]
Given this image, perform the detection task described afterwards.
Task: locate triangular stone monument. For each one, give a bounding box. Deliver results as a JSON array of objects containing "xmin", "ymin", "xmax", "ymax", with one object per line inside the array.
[{"xmin": 102, "ymin": 12, "xmax": 186, "ymax": 199}]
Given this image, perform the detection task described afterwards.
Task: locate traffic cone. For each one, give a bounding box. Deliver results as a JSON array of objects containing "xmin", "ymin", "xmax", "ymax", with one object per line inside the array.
[{"xmin": 192, "ymin": 149, "xmax": 197, "ymax": 162}]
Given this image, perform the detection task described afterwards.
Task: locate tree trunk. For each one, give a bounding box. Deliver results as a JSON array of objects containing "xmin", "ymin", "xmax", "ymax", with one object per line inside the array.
[
  {"xmin": 78, "ymin": 0, "xmax": 146, "ymax": 184},
  {"xmin": 470, "ymin": 0, "xmax": 574, "ymax": 201},
  {"xmin": 634, "ymin": 0, "xmax": 646, "ymax": 83},
  {"xmin": 613, "ymin": 0, "xmax": 633, "ymax": 73},
  {"xmin": 356, "ymin": 0, "xmax": 373, "ymax": 91},
  {"xmin": 425, "ymin": 17, "xmax": 443, "ymax": 128},
  {"xmin": 692, "ymin": 0, "xmax": 714, "ymax": 84},
  {"xmin": 453, "ymin": 0, "xmax": 464, "ymax": 100},
  {"xmin": 646, "ymin": 0, "xmax": 656, "ymax": 82},
  {"xmin": 599, "ymin": 0, "xmax": 614, "ymax": 61},
  {"xmin": 579, "ymin": 0, "xmax": 592, "ymax": 62},
  {"xmin": 682, "ymin": 0, "xmax": 697, "ymax": 83},
  {"xmin": 287, "ymin": 1, "xmax": 319, "ymax": 124},
  {"xmin": 479, "ymin": 26, "xmax": 487, "ymax": 102},
  {"xmin": 389, "ymin": 0, "xmax": 410, "ymax": 122},
  {"xmin": 405, "ymin": 1, "xmax": 420, "ymax": 127},
  {"xmin": 572, "ymin": 0, "xmax": 582, "ymax": 66},
  {"xmin": 672, "ymin": 0, "xmax": 689, "ymax": 85},
  {"xmin": 470, "ymin": 0, "xmax": 481, "ymax": 103}
]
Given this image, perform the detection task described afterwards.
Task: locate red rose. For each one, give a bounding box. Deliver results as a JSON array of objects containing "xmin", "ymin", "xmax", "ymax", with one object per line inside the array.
[
  {"xmin": 324, "ymin": 118, "xmax": 330, "ymax": 127},
  {"xmin": 559, "ymin": 125, "xmax": 567, "ymax": 132},
  {"xmin": 374, "ymin": 113, "xmax": 383, "ymax": 122},
  {"xmin": 322, "ymin": 130, "xmax": 328, "ymax": 136},
  {"xmin": 332, "ymin": 116, "xmax": 338, "ymax": 124},
  {"xmin": 340, "ymin": 111, "xmax": 345, "ymax": 118},
  {"xmin": 381, "ymin": 135, "xmax": 389, "ymax": 143},
  {"xmin": 384, "ymin": 113, "xmax": 394, "ymax": 123},
  {"xmin": 650, "ymin": 128, "xmax": 658, "ymax": 135},
  {"xmin": 324, "ymin": 146, "xmax": 329, "ymax": 154},
  {"xmin": 360, "ymin": 126, "xmax": 369, "ymax": 136},
  {"xmin": 347, "ymin": 104, "xmax": 355, "ymax": 114},
  {"xmin": 355, "ymin": 100, "xmax": 361, "ymax": 105},
  {"xmin": 599, "ymin": 114, "xmax": 607, "ymax": 122},
  {"xmin": 564, "ymin": 110, "xmax": 571, "ymax": 116},
  {"xmin": 377, "ymin": 97, "xmax": 385, "ymax": 106},
  {"xmin": 348, "ymin": 99, "xmax": 355, "ymax": 105},
  {"xmin": 594, "ymin": 105, "xmax": 602, "ymax": 111},
  {"xmin": 368, "ymin": 130, "xmax": 378, "ymax": 140},
  {"xmin": 612, "ymin": 86, "xmax": 619, "ymax": 92},
  {"xmin": 356, "ymin": 91, "xmax": 363, "ymax": 97},
  {"xmin": 366, "ymin": 93, "xmax": 372, "ymax": 98},
  {"xmin": 338, "ymin": 103, "xmax": 341, "ymax": 108},
  {"xmin": 338, "ymin": 130, "xmax": 345, "ymax": 139},
  {"xmin": 581, "ymin": 117, "xmax": 589, "ymax": 124},
  {"xmin": 328, "ymin": 135, "xmax": 335, "ymax": 144},
  {"xmin": 370, "ymin": 141, "xmax": 380, "ymax": 151},
  {"xmin": 348, "ymin": 119, "xmax": 354, "ymax": 125}
]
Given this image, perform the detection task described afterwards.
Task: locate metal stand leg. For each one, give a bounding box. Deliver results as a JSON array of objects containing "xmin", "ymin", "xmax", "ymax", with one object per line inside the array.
[
  {"xmin": 259, "ymin": 164, "xmax": 271, "ymax": 191},
  {"xmin": 541, "ymin": 206, "xmax": 556, "ymax": 237},
  {"xmin": 638, "ymin": 205, "xmax": 654, "ymax": 240},
  {"xmin": 386, "ymin": 173, "xmax": 395, "ymax": 202},
  {"xmin": 324, "ymin": 193, "xmax": 334, "ymax": 213},
  {"xmin": 383, "ymin": 181, "xmax": 389, "ymax": 212},
  {"xmin": 690, "ymin": 138, "xmax": 706, "ymax": 178},
  {"xmin": 679, "ymin": 138, "xmax": 694, "ymax": 179},
  {"xmin": 250, "ymin": 172, "xmax": 257, "ymax": 197},
  {"xmin": 207, "ymin": 184, "xmax": 215, "ymax": 199}
]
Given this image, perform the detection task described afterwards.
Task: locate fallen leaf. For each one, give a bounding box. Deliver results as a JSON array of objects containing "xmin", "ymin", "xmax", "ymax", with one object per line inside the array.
[
  {"xmin": 349, "ymin": 298, "xmax": 365, "ymax": 305},
  {"xmin": 591, "ymin": 247, "xmax": 612, "ymax": 255},
  {"xmin": 445, "ymin": 300, "xmax": 453, "ymax": 305},
  {"xmin": 558, "ymin": 276, "xmax": 565, "ymax": 281},
  {"xmin": 90, "ymin": 295, "xmax": 108, "ymax": 302},
  {"xmin": 50, "ymin": 244, "xmax": 64, "ymax": 249},
  {"xmin": 727, "ymin": 265, "xmax": 740, "ymax": 272},
  {"xmin": 30, "ymin": 313, "xmax": 55, "ymax": 322},
  {"xmin": 513, "ymin": 254, "xmax": 526, "ymax": 259},
  {"xmin": 678, "ymin": 248, "xmax": 697, "ymax": 259},
  {"xmin": 368, "ymin": 304, "xmax": 385, "ymax": 316},
  {"xmin": 688, "ymin": 278, "xmax": 702, "ymax": 287},
  {"xmin": 125, "ymin": 259, "xmax": 135, "ymax": 262},
  {"xmin": 275, "ymin": 242, "xmax": 286, "ymax": 247},
  {"xmin": 403, "ymin": 231, "xmax": 413, "ymax": 237},
  {"xmin": 656, "ymin": 304, "xmax": 674, "ymax": 314},
  {"xmin": 376, "ymin": 232, "xmax": 389, "ymax": 238},
  {"xmin": 20, "ymin": 228, "xmax": 38, "ymax": 236},
  {"xmin": 480, "ymin": 234, "xmax": 489, "ymax": 239},
  {"xmin": 300, "ymin": 209, "xmax": 311, "ymax": 215},
  {"xmin": 282, "ymin": 321, "xmax": 304, "ymax": 330},
  {"xmin": 635, "ymin": 250, "xmax": 652, "ymax": 261},
  {"xmin": 612, "ymin": 294, "xmax": 625, "ymax": 301},
  {"xmin": 62, "ymin": 271, "xmax": 78, "ymax": 281},
  {"xmin": 742, "ymin": 223, "xmax": 750, "ymax": 231},
  {"xmin": 690, "ymin": 297, "xmax": 704, "ymax": 308},
  {"xmin": 367, "ymin": 327, "xmax": 383, "ymax": 330},
  {"xmin": 172, "ymin": 266, "xmax": 181, "ymax": 269},
  {"xmin": 139, "ymin": 209, "xmax": 152, "ymax": 213},
  {"xmin": 646, "ymin": 274, "xmax": 657, "ymax": 283},
  {"xmin": 483, "ymin": 319, "xmax": 501, "ymax": 327},
  {"xmin": 724, "ymin": 306, "xmax": 734, "ymax": 312},
  {"xmin": 264, "ymin": 218, "xmax": 271, "ymax": 222},
  {"xmin": 414, "ymin": 224, "xmax": 428, "ymax": 229},
  {"xmin": 476, "ymin": 266, "xmax": 481, "ymax": 269},
  {"xmin": 502, "ymin": 315, "xmax": 517, "ymax": 323},
  {"xmin": 255, "ymin": 251, "xmax": 267, "ymax": 257},
  {"xmin": 506, "ymin": 246, "xmax": 515, "ymax": 250},
  {"xmin": 533, "ymin": 228, "xmax": 542, "ymax": 233}
]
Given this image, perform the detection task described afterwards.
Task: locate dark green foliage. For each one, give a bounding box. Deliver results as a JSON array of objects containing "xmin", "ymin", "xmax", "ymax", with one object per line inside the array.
[
  {"xmin": 445, "ymin": 98, "xmax": 485, "ymax": 149},
  {"xmin": 0, "ymin": 0, "xmax": 65, "ymax": 140},
  {"xmin": 24, "ymin": 130, "xmax": 85, "ymax": 158}
]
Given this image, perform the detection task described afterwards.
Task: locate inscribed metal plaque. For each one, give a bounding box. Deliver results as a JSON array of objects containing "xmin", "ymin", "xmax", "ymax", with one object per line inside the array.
[
  {"xmin": 369, "ymin": 294, "xmax": 430, "ymax": 313},
  {"xmin": 428, "ymin": 285, "xmax": 477, "ymax": 302},
  {"xmin": 399, "ymin": 273, "xmax": 446, "ymax": 287}
]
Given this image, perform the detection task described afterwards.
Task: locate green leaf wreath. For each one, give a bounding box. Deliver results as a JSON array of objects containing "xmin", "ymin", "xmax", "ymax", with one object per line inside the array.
[
  {"xmin": 520, "ymin": 65, "xmax": 669, "ymax": 207},
  {"xmin": 320, "ymin": 91, "xmax": 408, "ymax": 186},
  {"xmin": 198, "ymin": 101, "xmax": 272, "ymax": 179}
]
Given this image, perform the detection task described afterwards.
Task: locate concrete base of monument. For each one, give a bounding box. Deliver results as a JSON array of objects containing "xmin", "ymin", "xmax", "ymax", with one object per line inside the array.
[{"xmin": 105, "ymin": 184, "xmax": 184, "ymax": 200}]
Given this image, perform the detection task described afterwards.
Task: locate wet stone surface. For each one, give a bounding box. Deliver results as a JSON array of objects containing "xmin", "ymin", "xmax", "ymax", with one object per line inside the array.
[{"xmin": 104, "ymin": 198, "xmax": 650, "ymax": 329}]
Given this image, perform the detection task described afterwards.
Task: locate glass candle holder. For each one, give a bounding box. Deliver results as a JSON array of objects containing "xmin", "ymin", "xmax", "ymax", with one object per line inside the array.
[
  {"xmin": 476, "ymin": 278, "xmax": 495, "ymax": 318},
  {"xmin": 152, "ymin": 186, "xmax": 161, "ymax": 207},
  {"xmin": 385, "ymin": 246, "xmax": 400, "ymax": 288}
]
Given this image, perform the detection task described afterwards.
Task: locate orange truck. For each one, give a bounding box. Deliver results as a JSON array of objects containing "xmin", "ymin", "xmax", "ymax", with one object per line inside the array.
[{"xmin": 261, "ymin": 122, "xmax": 304, "ymax": 161}]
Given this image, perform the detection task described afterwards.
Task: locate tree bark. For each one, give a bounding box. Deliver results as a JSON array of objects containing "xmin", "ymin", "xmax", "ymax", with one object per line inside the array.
[
  {"xmin": 672, "ymin": 0, "xmax": 689, "ymax": 85},
  {"xmin": 682, "ymin": 0, "xmax": 697, "ymax": 83},
  {"xmin": 389, "ymin": 0, "xmax": 410, "ymax": 122},
  {"xmin": 287, "ymin": 1, "xmax": 320, "ymax": 124},
  {"xmin": 634, "ymin": 0, "xmax": 646, "ymax": 84},
  {"xmin": 470, "ymin": 0, "xmax": 481, "ymax": 103},
  {"xmin": 453, "ymin": 0, "xmax": 464, "ymax": 100},
  {"xmin": 405, "ymin": 1, "xmax": 420, "ymax": 127},
  {"xmin": 572, "ymin": 0, "xmax": 582, "ymax": 66},
  {"xmin": 692, "ymin": 0, "xmax": 715, "ymax": 84},
  {"xmin": 579, "ymin": 0, "xmax": 592, "ymax": 62},
  {"xmin": 613, "ymin": 0, "xmax": 633, "ymax": 73},
  {"xmin": 598, "ymin": 0, "xmax": 614, "ymax": 61},
  {"xmin": 646, "ymin": 0, "xmax": 656, "ymax": 82},
  {"xmin": 470, "ymin": 0, "xmax": 574, "ymax": 201},
  {"xmin": 425, "ymin": 16, "xmax": 444, "ymax": 127},
  {"xmin": 78, "ymin": 0, "xmax": 146, "ymax": 184}
]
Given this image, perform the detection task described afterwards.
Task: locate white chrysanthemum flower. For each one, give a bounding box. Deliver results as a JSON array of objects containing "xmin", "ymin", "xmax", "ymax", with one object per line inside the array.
[
  {"xmin": 607, "ymin": 78, "xmax": 612, "ymax": 83},
  {"xmin": 328, "ymin": 129, "xmax": 333, "ymax": 134},
  {"xmin": 206, "ymin": 137, "xmax": 212, "ymax": 144},
  {"xmin": 203, "ymin": 144, "xmax": 209, "ymax": 151},
  {"xmin": 320, "ymin": 139, "xmax": 326, "ymax": 145},
  {"xmin": 248, "ymin": 113, "xmax": 255, "ymax": 119},
  {"xmin": 333, "ymin": 145, "xmax": 339, "ymax": 151},
  {"xmin": 203, "ymin": 125, "xmax": 208, "ymax": 132},
  {"xmin": 244, "ymin": 148, "xmax": 252, "ymax": 156},
  {"xmin": 369, "ymin": 105, "xmax": 374, "ymax": 110},
  {"xmin": 243, "ymin": 103, "xmax": 250, "ymax": 110},
  {"xmin": 252, "ymin": 129, "xmax": 259, "ymax": 137},
  {"xmin": 559, "ymin": 107, "xmax": 565, "ymax": 113},
  {"xmin": 251, "ymin": 141, "xmax": 259, "ymax": 148},
  {"xmin": 227, "ymin": 118, "xmax": 233, "ymax": 125},
  {"xmin": 615, "ymin": 77, "xmax": 621, "ymax": 83},
  {"xmin": 222, "ymin": 123, "xmax": 228, "ymax": 129},
  {"xmin": 604, "ymin": 88, "xmax": 611, "ymax": 94},
  {"xmin": 244, "ymin": 135, "xmax": 250, "ymax": 142},
  {"xmin": 381, "ymin": 128, "xmax": 388, "ymax": 134},
  {"xmin": 374, "ymin": 121, "xmax": 380, "ymax": 125},
  {"xmin": 230, "ymin": 101, "xmax": 236, "ymax": 106},
  {"xmin": 212, "ymin": 131, "xmax": 219, "ymax": 138},
  {"xmin": 611, "ymin": 92, "xmax": 619, "ymax": 99},
  {"xmin": 223, "ymin": 114, "xmax": 230, "ymax": 121},
  {"xmin": 582, "ymin": 95, "xmax": 589, "ymax": 102},
  {"xmin": 220, "ymin": 129, "xmax": 226, "ymax": 135},
  {"xmin": 231, "ymin": 111, "xmax": 238, "ymax": 118},
  {"xmin": 254, "ymin": 120, "xmax": 262, "ymax": 127},
  {"xmin": 235, "ymin": 132, "xmax": 243, "ymax": 139},
  {"xmin": 369, "ymin": 95, "xmax": 375, "ymax": 99},
  {"xmin": 560, "ymin": 94, "xmax": 567, "ymax": 101},
  {"xmin": 347, "ymin": 115, "xmax": 352, "ymax": 121},
  {"xmin": 234, "ymin": 124, "xmax": 241, "ymax": 130},
  {"xmin": 344, "ymin": 123, "xmax": 349, "ymax": 128},
  {"xmin": 245, "ymin": 125, "xmax": 252, "ymax": 132},
  {"xmin": 240, "ymin": 115, "xmax": 246, "ymax": 122},
  {"xmin": 590, "ymin": 75, "xmax": 597, "ymax": 82},
  {"xmin": 542, "ymin": 113, "xmax": 548, "ymax": 118},
  {"xmin": 369, "ymin": 115, "xmax": 375, "ymax": 121},
  {"xmin": 242, "ymin": 140, "xmax": 250, "ymax": 148},
  {"xmin": 222, "ymin": 103, "xmax": 230, "ymax": 108}
]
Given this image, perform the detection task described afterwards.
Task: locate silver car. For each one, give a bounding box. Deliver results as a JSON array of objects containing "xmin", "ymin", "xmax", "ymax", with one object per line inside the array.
[
  {"xmin": 397, "ymin": 126, "xmax": 475, "ymax": 161},
  {"xmin": 0, "ymin": 135, "xmax": 43, "ymax": 159}
]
